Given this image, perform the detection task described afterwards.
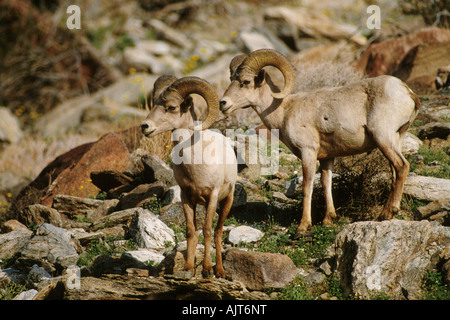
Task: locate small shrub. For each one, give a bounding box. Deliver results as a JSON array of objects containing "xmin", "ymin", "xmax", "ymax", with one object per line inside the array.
[
  {"xmin": 276, "ymin": 276, "xmax": 313, "ymax": 300},
  {"xmin": 0, "ymin": 280, "xmax": 27, "ymax": 300},
  {"xmin": 421, "ymin": 270, "xmax": 450, "ymax": 300}
]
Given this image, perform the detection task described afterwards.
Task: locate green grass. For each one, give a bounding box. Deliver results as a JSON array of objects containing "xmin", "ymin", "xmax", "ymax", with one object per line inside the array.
[
  {"xmin": 77, "ymin": 236, "xmax": 137, "ymax": 267},
  {"xmin": 408, "ymin": 146, "xmax": 450, "ymax": 179},
  {"xmin": 421, "ymin": 271, "xmax": 450, "ymax": 300},
  {"xmin": 0, "ymin": 280, "xmax": 28, "ymax": 300}
]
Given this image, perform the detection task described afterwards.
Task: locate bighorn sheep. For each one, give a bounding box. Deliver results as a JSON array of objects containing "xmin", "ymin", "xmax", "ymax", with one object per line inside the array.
[
  {"xmin": 141, "ymin": 75, "xmax": 237, "ymax": 278},
  {"xmin": 220, "ymin": 49, "xmax": 420, "ymax": 238}
]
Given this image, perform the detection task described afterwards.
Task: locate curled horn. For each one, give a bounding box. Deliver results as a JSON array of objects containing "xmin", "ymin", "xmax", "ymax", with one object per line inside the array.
[
  {"xmin": 164, "ymin": 76, "xmax": 219, "ymax": 130},
  {"xmin": 152, "ymin": 75, "xmax": 177, "ymax": 106},
  {"xmin": 238, "ymin": 49, "xmax": 295, "ymax": 99},
  {"xmin": 229, "ymin": 54, "xmax": 247, "ymax": 80}
]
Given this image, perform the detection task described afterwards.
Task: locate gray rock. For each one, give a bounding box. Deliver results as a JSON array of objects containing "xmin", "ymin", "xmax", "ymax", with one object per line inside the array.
[
  {"xmin": 232, "ymin": 183, "xmax": 247, "ymax": 208},
  {"xmin": 0, "ymin": 229, "xmax": 33, "ymax": 259},
  {"xmin": 142, "ymin": 154, "xmax": 176, "ymax": 186},
  {"xmin": 237, "ymin": 29, "xmax": 276, "ymax": 53},
  {"xmin": 13, "ymin": 289, "xmax": 38, "ymax": 300},
  {"xmin": 128, "ymin": 208, "xmax": 175, "ymax": 251},
  {"xmin": 162, "ymin": 185, "xmax": 181, "ymax": 206},
  {"xmin": 15, "ymin": 223, "xmax": 80, "ymax": 270},
  {"xmin": 404, "ymin": 174, "xmax": 450, "ymax": 202},
  {"xmin": 304, "ymin": 270, "xmax": 326, "ymax": 286},
  {"xmin": 121, "ymin": 249, "xmax": 165, "ymax": 268},
  {"xmin": 227, "ymin": 225, "xmax": 264, "ymax": 245},
  {"xmin": 334, "ymin": 220, "xmax": 450, "ymax": 299},
  {"xmin": 0, "ymin": 267, "xmax": 27, "ymax": 284},
  {"xmin": 401, "ymin": 132, "xmax": 422, "ymax": 155},
  {"xmin": 28, "ymin": 264, "xmax": 52, "ymax": 283}
]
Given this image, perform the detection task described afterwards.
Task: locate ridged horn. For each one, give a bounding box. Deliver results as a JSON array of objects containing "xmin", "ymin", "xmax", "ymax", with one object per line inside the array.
[
  {"xmin": 152, "ymin": 75, "xmax": 177, "ymax": 105},
  {"xmin": 239, "ymin": 48, "xmax": 295, "ymax": 99},
  {"xmin": 164, "ymin": 76, "xmax": 219, "ymax": 130},
  {"xmin": 229, "ymin": 54, "xmax": 247, "ymax": 80}
]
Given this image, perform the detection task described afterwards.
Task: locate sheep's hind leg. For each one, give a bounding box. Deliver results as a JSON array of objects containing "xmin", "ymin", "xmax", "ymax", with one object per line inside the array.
[
  {"xmin": 214, "ymin": 186, "xmax": 234, "ymax": 278},
  {"xmin": 372, "ymin": 134, "xmax": 410, "ymax": 220},
  {"xmin": 320, "ymin": 158, "xmax": 336, "ymax": 226},
  {"xmin": 294, "ymin": 149, "xmax": 317, "ymax": 238}
]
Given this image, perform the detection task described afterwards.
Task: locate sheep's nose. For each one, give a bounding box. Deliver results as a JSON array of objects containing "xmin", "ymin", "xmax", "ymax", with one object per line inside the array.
[
  {"xmin": 141, "ymin": 122, "xmax": 149, "ymax": 133},
  {"xmin": 219, "ymin": 99, "xmax": 227, "ymax": 111}
]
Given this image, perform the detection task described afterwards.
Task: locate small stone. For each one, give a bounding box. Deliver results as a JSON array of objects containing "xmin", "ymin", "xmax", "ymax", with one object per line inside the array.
[
  {"xmin": 319, "ymin": 260, "xmax": 332, "ymax": 276},
  {"xmin": 227, "ymin": 226, "xmax": 264, "ymax": 245},
  {"xmin": 28, "ymin": 264, "xmax": 52, "ymax": 283},
  {"xmin": 126, "ymin": 268, "xmax": 149, "ymax": 277},
  {"xmin": 13, "ymin": 289, "xmax": 38, "ymax": 300}
]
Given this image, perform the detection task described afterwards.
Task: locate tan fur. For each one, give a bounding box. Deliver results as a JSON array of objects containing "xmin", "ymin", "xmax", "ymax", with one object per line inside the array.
[
  {"xmin": 221, "ymin": 59, "xmax": 420, "ymax": 237},
  {"xmin": 142, "ymin": 76, "xmax": 237, "ymax": 277}
]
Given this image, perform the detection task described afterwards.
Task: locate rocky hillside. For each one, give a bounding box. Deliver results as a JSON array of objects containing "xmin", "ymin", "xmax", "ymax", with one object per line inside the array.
[{"xmin": 0, "ymin": 0, "xmax": 449, "ymax": 301}]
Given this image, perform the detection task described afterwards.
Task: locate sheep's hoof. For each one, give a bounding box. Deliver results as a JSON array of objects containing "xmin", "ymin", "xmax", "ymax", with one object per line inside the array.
[
  {"xmin": 293, "ymin": 225, "xmax": 310, "ymax": 239},
  {"xmin": 202, "ymin": 269, "xmax": 214, "ymax": 279},
  {"xmin": 293, "ymin": 230, "xmax": 309, "ymax": 240}
]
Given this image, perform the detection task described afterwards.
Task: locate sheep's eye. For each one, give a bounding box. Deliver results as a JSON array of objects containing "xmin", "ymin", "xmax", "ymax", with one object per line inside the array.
[
  {"xmin": 240, "ymin": 80, "xmax": 250, "ymax": 88},
  {"xmin": 166, "ymin": 105, "xmax": 177, "ymax": 112}
]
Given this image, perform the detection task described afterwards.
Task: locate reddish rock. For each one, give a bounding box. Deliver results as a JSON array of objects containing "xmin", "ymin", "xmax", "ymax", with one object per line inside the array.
[
  {"xmin": 356, "ymin": 27, "xmax": 450, "ymax": 77},
  {"xmin": 10, "ymin": 132, "xmax": 131, "ymax": 217},
  {"xmin": 40, "ymin": 133, "xmax": 131, "ymax": 206},
  {"xmin": 393, "ymin": 42, "xmax": 450, "ymax": 93}
]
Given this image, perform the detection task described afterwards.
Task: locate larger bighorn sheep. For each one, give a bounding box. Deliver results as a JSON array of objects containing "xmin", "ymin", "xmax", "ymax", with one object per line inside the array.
[
  {"xmin": 141, "ymin": 75, "xmax": 237, "ymax": 278},
  {"xmin": 220, "ymin": 49, "xmax": 420, "ymax": 239}
]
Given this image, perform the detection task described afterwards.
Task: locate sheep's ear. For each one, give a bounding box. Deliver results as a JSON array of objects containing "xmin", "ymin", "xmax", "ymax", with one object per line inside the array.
[
  {"xmin": 255, "ymin": 69, "xmax": 266, "ymax": 87},
  {"xmin": 181, "ymin": 96, "xmax": 193, "ymax": 112}
]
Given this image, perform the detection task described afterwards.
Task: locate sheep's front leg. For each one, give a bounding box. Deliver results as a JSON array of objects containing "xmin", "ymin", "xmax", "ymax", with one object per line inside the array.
[
  {"xmin": 181, "ymin": 192, "xmax": 197, "ymax": 277},
  {"xmin": 214, "ymin": 186, "xmax": 234, "ymax": 278},
  {"xmin": 320, "ymin": 158, "xmax": 336, "ymax": 226},
  {"xmin": 202, "ymin": 188, "xmax": 219, "ymax": 278},
  {"xmin": 295, "ymin": 149, "xmax": 317, "ymax": 238}
]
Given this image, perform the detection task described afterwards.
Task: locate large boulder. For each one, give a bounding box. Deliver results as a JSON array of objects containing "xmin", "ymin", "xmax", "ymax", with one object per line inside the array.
[
  {"xmin": 334, "ymin": 220, "xmax": 450, "ymax": 299},
  {"xmin": 223, "ymin": 249, "xmax": 298, "ymax": 291},
  {"xmin": 10, "ymin": 132, "xmax": 132, "ymax": 217},
  {"xmin": 356, "ymin": 27, "xmax": 450, "ymax": 77}
]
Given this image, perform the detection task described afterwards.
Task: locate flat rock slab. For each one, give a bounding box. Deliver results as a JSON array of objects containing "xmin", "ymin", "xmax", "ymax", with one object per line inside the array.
[
  {"xmin": 404, "ymin": 174, "xmax": 450, "ymax": 202},
  {"xmin": 63, "ymin": 274, "xmax": 269, "ymax": 300}
]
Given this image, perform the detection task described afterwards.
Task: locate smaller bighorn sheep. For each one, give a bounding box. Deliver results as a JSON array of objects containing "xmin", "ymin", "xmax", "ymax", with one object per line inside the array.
[
  {"xmin": 141, "ymin": 75, "xmax": 237, "ymax": 278},
  {"xmin": 220, "ymin": 49, "xmax": 420, "ymax": 239}
]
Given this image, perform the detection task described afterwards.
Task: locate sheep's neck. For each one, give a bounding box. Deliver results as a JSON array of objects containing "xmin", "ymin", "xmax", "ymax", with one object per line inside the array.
[{"xmin": 253, "ymin": 84, "xmax": 284, "ymax": 131}]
